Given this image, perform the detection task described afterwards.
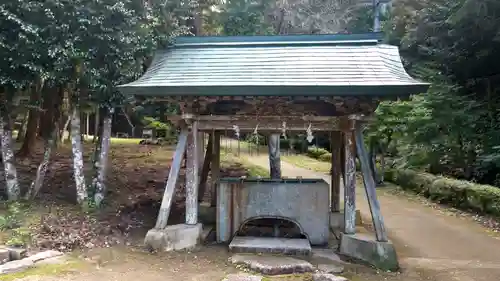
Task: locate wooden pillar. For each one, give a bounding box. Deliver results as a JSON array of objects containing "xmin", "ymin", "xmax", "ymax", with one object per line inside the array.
[
  {"xmin": 211, "ymin": 131, "xmax": 221, "ymax": 207},
  {"xmin": 330, "ymin": 131, "xmax": 342, "ymax": 212},
  {"xmin": 197, "ymin": 132, "xmax": 205, "ymax": 171},
  {"xmin": 186, "ymin": 121, "xmax": 200, "ymax": 225},
  {"xmin": 343, "ymin": 130, "xmax": 356, "ymax": 234},
  {"xmin": 268, "ymin": 133, "xmax": 281, "ymax": 179},
  {"xmin": 354, "ymin": 123, "xmax": 388, "ymax": 242},
  {"xmin": 198, "ymin": 134, "xmax": 213, "ymax": 202},
  {"xmin": 155, "ymin": 128, "xmax": 188, "ymax": 229}
]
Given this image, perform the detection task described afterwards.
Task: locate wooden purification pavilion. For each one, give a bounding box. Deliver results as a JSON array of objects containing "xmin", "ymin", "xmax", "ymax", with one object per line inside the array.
[{"xmin": 118, "ymin": 32, "xmax": 429, "ymax": 270}]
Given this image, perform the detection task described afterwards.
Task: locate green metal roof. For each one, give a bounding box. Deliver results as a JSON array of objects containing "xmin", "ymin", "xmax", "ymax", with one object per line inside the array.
[{"xmin": 118, "ymin": 33, "xmax": 429, "ymax": 97}]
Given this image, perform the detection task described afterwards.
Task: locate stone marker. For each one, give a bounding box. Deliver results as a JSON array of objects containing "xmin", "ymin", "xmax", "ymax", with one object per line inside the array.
[
  {"xmin": 27, "ymin": 250, "xmax": 64, "ymax": 263},
  {"xmin": 7, "ymin": 247, "xmax": 27, "ymax": 260},
  {"xmin": 231, "ymin": 254, "xmax": 313, "ymax": 275},
  {"xmin": 317, "ymin": 264, "xmax": 344, "ymax": 274},
  {"xmin": 312, "ymin": 273, "xmax": 348, "ymax": 281},
  {"xmin": 0, "ymin": 249, "xmax": 10, "ymax": 264},
  {"xmin": 0, "ymin": 259, "xmax": 34, "ymax": 274},
  {"xmin": 223, "ymin": 273, "xmax": 263, "ymax": 281}
]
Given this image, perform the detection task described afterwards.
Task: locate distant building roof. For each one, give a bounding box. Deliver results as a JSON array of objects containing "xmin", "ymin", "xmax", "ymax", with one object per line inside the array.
[{"xmin": 118, "ymin": 32, "xmax": 429, "ymax": 97}]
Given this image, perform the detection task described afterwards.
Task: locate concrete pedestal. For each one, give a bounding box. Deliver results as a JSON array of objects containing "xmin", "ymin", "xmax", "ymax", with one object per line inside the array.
[
  {"xmin": 339, "ymin": 233, "xmax": 398, "ymax": 271},
  {"xmin": 144, "ymin": 223, "xmax": 202, "ymax": 251},
  {"xmin": 329, "ymin": 211, "xmax": 363, "ymax": 230}
]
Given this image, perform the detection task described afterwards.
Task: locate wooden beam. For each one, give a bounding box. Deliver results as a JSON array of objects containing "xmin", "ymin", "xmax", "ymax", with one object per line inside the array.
[
  {"xmin": 354, "ymin": 124, "xmax": 388, "ymax": 242},
  {"xmin": 343, "ymin": 130, "xmax": 357, "ymax": 235},
  {"xmin": 330, "ymin": 131, "xmax": 342, "ymax": 212},
  {"xmin": 155, "ymin": 128, "xmax": 188, "ymax": 229},
  {"xmin": 185, "ymin": 121, "xmax": 200, "ymax": 225},
  {"xmin": 198, "ymin": 134, "xmax": 213, "ymax": 202},
  {"xmin": 210, "ymin": 131, "xmax": 221, "ymax": 207},
  {"xmin": 268, "ymin": 134, "xmax": 281, "ymax": 178},
  {"xmin": 168, "ymin": 115, "xmax": 342, "ymax": 132}
]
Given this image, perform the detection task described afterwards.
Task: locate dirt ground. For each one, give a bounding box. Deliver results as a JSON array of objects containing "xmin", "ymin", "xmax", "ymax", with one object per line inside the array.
[
  {"xmin": 4, "ymin": 140, "xmax": 500, "ymax": 281},
  {"xmin": 13, "ymin": 246, "xmax": 237, "ymax": 281},
  {"xmin": 239, "ymin": 153, "xmax": 500, "ymax": 281},
  {"xmin": 9, "ymin": 244, "xmax": 436, "ymax": 281}
]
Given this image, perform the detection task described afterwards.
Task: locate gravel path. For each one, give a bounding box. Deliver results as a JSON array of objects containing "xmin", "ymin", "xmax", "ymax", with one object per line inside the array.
[{"xmin": 242, "ymin": 153, "xmax": 500, "ymax": 281}]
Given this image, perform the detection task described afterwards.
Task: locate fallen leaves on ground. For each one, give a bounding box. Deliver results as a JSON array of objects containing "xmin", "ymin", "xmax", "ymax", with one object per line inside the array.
[{"xmin": 2, "ymin": 141, "xmax": 250, "ymax": 252}]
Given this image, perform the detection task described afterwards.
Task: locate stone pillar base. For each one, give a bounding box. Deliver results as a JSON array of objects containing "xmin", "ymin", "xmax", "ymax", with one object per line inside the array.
[
  {"xmin": 144, "ymin": 223, "xmax": 202, "ymax": 251},
  {"xmin": 339, "ymin": 233, "xmax": 398, "ymax": 271},
  {"xmin": 329, "ymin": 210, "xmax": 363, "ymax": 230}
]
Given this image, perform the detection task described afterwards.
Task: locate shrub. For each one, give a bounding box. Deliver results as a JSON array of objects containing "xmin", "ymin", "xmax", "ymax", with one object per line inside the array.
[
  {"xmin": 384, "ymin": 168, "xmax": 500, "ymax": 218},
  {"xmin": 307, "ymin": 146, "xmax": 329, "ymax": 159},
  {"xmin": 246, "ymin": 134, "xmax": 267, "ymax": 146},
  {"xmin": 280, "ymin": 138, "xmax": 290, "ymax": 150},
  {"xmin": 6, "ymin": 227, "xmax": 32, "ymax": 247},
  {"xmin": 291, "ymin": 137, "xmax": 309, "ymax": 153},
  {"xmin": 0, "ymin": 202, "xmax": 23, "ymax": 230},
  {"xmin": 318, "ymin": 153, "xmax": 332, "ymax": 162}
]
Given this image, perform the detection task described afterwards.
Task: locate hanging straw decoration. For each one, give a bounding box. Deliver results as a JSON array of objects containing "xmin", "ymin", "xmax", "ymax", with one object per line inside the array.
[
  {"xmin": 306, "ymin": 123, "xmax": 314, "ymax": 143},
  {"xmin": 232, "ymin": 124, "xmax": 240, "ymax": 139},
  {"xmin": 281, "ymin": 121, "xmax": 287, "ymax": 140},
  {"xmin": 253, "ymin": 124, "xmax": 259, "ymax": 135}
]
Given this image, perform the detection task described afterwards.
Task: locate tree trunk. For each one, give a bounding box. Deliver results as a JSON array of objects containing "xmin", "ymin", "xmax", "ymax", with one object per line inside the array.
[
  {"xmin": 121, "ymin": 107, "xmax": 134, "ymax": 137},
  {"xmin": 17, "ymin": 87, "xmax": 41, "ymax": 157},
  {"xmin": 16, "ymin": 111, "xmax": 29, "ymax": 142},
  {"xmin": 89, "ymin": 111, "xmax": 104, "ymax": 195},
  {"xmin": 0, "ymin": 113, "xmax": 20, "ymax": 200},
  {"xmin": 85, "ymin": 113, "xmax": 90, "ymax": 140},
  {"xmin": 92, "ymin": 107, "xmax": 113, "ymax": 207},
  {"xmin": 25, "ymin": 127, "xmax": 57, "ymax": 200},
  {"xmin": 70, "ymin": 107, "xmax": 87, "ymax": 204},
  {"xmin": 38, "ymin": 89, "xmax": 55, "ymax": 140},
  {"xmin": 92, "ymin": 108, "xmax": 100, "ymax": 143},
  {"xmin": 368, "ymin": 139, "xmax": 381, "ymax": 185},
  {"xmin": 57, "ymin": 86, "xmax": 70, "ymax": 146},
  {"xmin": 379, "ymin": 146, "xmax": 385, "ymax": 184},
  {"xmin": 59, "ymin": 115, "xmax": 71, "ymax": 144}
]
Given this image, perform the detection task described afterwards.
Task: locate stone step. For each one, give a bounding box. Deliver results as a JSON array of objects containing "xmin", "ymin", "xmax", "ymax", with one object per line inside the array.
[
  {"xmin": 230, "ymin": 253, "xmax": 314, "ymax": 275},
  {"xmin": 229, "ymin": 236, "xmax": 312, "ymax": 256}
]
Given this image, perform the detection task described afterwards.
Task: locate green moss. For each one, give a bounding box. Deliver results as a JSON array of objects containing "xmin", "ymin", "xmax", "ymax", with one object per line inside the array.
[
  {"xmin": 262, "ymin": 273, "xmax": 312, "ymax": 281},
  {"xmin": 0, "ymin": 258, "xmax": 87, "ymax": 281}
]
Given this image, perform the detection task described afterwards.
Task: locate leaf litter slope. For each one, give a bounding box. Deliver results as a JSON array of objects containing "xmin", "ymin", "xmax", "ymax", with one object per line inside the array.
[{"xmin": 0, "ymin": 141, "xmax": 249, "ymax": 252}]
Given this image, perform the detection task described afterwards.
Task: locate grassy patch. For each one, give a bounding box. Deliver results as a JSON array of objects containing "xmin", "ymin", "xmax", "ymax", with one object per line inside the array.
[
  {"xmin": 110, "ymin": 137, "xmax": 144, "ymax": 144},
  {"xmin": 262, "ymin": 273, "xmax": 312, "ymax": 281},
  {"xmin": 0, "ymin": 257, "xmax": 87, "ymax": 281},
  {"xmin": 282, "ymin": 155, "xmax": 331, "ymax": 174},
  {"xmin": 221, "ymin": 152, "xmax": 270, "ymax": 177},
  {"xmin": 0, "ymin": 202, "xmax": 34, "ymax": 247}
]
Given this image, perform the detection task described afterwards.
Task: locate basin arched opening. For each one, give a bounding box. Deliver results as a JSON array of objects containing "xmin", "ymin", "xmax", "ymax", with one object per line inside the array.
[{"xmin": 234, "ymin": 215, "xmax": 309, "ymax": 241}]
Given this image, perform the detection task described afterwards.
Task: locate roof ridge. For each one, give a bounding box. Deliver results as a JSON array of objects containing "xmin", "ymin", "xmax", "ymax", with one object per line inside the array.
[{"xmin": 172, "ymin": 33, "xmax": 384, "ymax": 48}]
